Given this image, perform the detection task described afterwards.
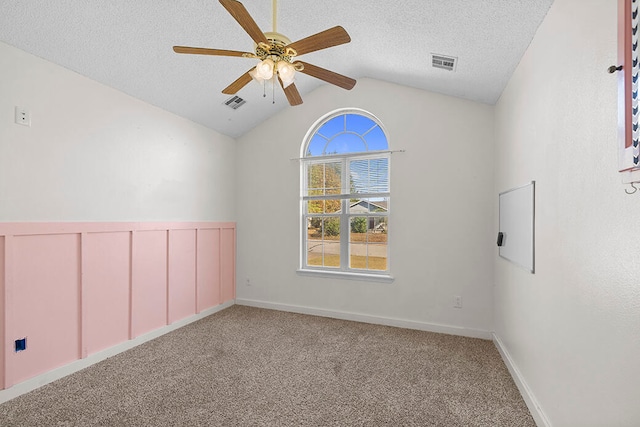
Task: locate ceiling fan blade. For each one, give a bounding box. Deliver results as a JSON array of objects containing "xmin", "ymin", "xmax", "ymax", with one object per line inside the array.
[
  {"xmin": 222, "ymin": 69, "xmax": 254, "ymax": 94},
  {"xmin": 288, "ymin": 26, "xmax": 351, "ymax": 57},
  {"xmin": 173, "ymin": 46, "xmax": 251, "ymax": 57},
  {"xmin": 219, "ymin": 0, "xmax": 269, "ymax": 45},
  {"xmin": 296, "ymin": 61, "xmax": 356, "ymax": 90},
  {"xmin": 279, "ymin": 78, "xmax": 303, "ymax": 106}
]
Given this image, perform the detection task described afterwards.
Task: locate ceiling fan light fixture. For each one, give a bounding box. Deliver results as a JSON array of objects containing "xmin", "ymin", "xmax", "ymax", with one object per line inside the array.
[
  {"xmin": 277, "ymin": 61, "xmax": 296, "ymax": 88},
  {"xmin": 249, "ymin": 67, "xmax": 264, "ymax": 83},
  {"xmin": 255, "ymin": 58, "xmax": 275, "ymax": 80}
]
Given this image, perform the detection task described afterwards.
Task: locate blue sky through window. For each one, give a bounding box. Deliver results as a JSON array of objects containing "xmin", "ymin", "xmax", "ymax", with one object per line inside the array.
[{"xmin": 306, "ymin": 113, "xmax": 388, "ymax": 157}]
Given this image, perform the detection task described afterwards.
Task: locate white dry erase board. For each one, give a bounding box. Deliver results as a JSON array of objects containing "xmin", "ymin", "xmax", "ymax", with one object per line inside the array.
[{"xmin": 497, "ymin": 181, "xmax": 535, "ymax": 273}]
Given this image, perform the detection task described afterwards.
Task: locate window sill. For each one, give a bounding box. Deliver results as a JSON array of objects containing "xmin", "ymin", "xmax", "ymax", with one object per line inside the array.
[{"xmin": 296, "ymin": 269, "xmax": 395, "ymax": 283}]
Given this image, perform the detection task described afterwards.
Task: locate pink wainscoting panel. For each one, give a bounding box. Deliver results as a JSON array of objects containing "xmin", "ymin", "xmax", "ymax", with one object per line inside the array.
[
  {"xmin": 0, "ymin": 222, "xmax": 235, "ymax": 390},
  {"xmin": 0, "ymin": 236, "xmax": 5, "ymax": 390},
  {"xmin": 196, "ymin": 229, "xmax": 221, "ymax": 313},
  {"xmin": 131, "ymin": 231, "xmax": 168, "ymax": 337},
  {"xmin": 82, "ymin": 232, "xmax": 131, "ymax": 356},
  {"xmin": 0, "ymin": 222, "xmax": 234, "ymax": 236},
  {"xmin": 221, "ymin": 228, "xmax": 236, "ymax": 303},
  {"xmin": 7, "ymin": 234, "xmax": 81, "ymax": 386},
  {"xmin": 168, "ymin": 229, "xmax": 197, "ymax": 323}
]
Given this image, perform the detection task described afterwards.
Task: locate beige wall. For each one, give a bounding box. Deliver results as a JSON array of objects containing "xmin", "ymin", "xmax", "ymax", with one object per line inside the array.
[
  {"xmin": 235, "ymin": 78, "xmax": 496, "ymax": 337},
  {"xmin": 0, "ymin": 41, "xmax": 236, "ymax": 222},
  {"xmin": 494, "ymin": 0, "xmax": 640, "ymax": 425}
]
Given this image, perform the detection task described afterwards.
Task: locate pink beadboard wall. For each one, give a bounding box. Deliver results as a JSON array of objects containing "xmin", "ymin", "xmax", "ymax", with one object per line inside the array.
[
  {"xmin": 132, "ymin": 231, "xmax": 169, "ymax": 338},
  {"xmin": 0, "ymin": 222, "xmax": 235, "ymax": 390},
  {"xmin": 82, "ymin": 232, "xmax": 131, "ymax": 356},
  {"xmin": 197, "ymin": 229, "xmax": 221, "ymax": 313},
  {"xmin": 10, "ymin": 234, "xmax": 81, "ymax": 385},
  {"xmin": 221, "ymin": 229, "xmax": 235, "ymax": 303},
  {"xmin": 0, "ymin": 236, "xmax": 5, "ymax": 390},
  {"xmin": 167, "ymin": 230, "xmax": 197, "ymax": 324}
]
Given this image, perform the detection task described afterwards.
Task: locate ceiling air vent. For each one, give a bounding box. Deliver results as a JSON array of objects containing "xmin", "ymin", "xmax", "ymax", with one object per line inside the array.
[
  {"xmin": 224, "ymin": 95, "xmax": 246, "ymax": 110},
  {"xmin": 431, "ymin": 54, "xmax": 457, "ymax": 71}
]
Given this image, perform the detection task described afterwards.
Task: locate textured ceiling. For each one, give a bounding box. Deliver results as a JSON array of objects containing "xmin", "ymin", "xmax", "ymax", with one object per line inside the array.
[{"xmin": 0, "ymin": 0, "xmax": 554, "ymax": 138}]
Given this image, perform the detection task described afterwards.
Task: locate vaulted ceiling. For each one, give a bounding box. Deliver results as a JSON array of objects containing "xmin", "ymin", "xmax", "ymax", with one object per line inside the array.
[{"xmin": 0, "ymin": 0, "xmax": 554, "ymax": 138}]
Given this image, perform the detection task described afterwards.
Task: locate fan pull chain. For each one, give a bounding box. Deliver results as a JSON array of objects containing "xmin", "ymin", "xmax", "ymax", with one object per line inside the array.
[{"xmin": 272, "ymin": 77, "xmax": 276, "ymax": 104}]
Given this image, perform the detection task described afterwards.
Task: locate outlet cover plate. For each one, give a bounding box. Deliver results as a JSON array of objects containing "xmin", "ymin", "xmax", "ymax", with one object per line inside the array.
[{"xmin": 15, "ymin": 106, "xmax": 31, "ymax": 127}]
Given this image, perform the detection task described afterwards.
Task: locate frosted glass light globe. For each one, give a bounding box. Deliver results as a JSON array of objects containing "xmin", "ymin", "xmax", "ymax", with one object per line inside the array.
[
  {"xmin": 255, "ymin": 59, "xmax": 275, "ymax": 80},
  {"xmin": 277, "ymin": 61, "xmax": 296, "ymax": 88}
]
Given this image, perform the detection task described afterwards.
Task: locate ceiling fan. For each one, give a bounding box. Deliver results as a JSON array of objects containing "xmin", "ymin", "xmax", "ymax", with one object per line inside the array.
[{"xmin": 173, "ymin": 0, "xmax": 356, "ymax": 106}]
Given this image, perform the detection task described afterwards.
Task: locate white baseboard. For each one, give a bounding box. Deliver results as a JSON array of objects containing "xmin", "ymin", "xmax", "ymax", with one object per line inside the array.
[
  {"xmin": 235, "ymin": 298, "xmax": 492, "ymax": 339},
  {"xmin": 493, "ymin": 333, "xmax": 551, "ymax": 427},
  {"xmin": 0, "ymin": 300, "xmax": 234, "ymax": 404}
]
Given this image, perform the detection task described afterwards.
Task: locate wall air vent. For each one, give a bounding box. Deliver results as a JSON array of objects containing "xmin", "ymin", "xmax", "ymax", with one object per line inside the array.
[
  {"xmin": 224, "ymin": 96, "xmax": 246, "ymax": 110},
  {"xmin": 431, "ymin": 54, "xmax": 457, "ymax": 71}
]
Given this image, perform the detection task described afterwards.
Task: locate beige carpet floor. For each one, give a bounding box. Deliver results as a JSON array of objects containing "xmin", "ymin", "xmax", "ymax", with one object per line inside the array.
[{"xmin": 0, "ymin": 305, "xmax": 535, "ymax": 426}]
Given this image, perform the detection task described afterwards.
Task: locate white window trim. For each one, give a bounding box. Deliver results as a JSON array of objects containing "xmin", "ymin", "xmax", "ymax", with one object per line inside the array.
[
  {"xmin": 299, "ymin": 109, "xmax": 391, "ymax": 280},
  {"xmin": 296, "ymin": 268, "xmax": 394, "ymax": 283}
]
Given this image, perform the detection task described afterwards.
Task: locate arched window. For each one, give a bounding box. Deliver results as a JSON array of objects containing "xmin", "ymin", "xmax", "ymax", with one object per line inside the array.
[{"xmin": 300, "ymin": 109, "xmax": 390, "ymax": 277}]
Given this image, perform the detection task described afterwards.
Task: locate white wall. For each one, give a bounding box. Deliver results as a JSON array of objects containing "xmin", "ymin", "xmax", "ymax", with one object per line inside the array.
[
  {"xmin": 494, "ymin": 0, "xmax": 640, "ymax": 426},
  {"xmin": 0, "ymin": 41, "xmax": 236, "ymax": 221},
  {"xmin": 235, "ymin": 78, "xmax": 495, "ymax": 336}
]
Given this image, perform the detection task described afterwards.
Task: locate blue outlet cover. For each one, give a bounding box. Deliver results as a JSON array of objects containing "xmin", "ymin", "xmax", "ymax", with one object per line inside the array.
[{"xmin": 15, "ymin": 338, "xmax": 26, "ymax": 352}]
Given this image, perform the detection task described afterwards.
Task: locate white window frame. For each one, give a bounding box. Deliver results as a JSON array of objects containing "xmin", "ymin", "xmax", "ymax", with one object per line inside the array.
[{"xmin": 297, "ymin": 109, "xmax": 393, "ymax": 282}]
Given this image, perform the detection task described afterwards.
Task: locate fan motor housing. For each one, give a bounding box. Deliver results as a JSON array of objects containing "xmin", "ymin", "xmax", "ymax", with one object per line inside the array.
[
  {"xmin": 264, "ymin": 32, "xmax": 291, "ymax": 46},
  {"xmin": 256, "ymin": 32, "xmax": 296, "ymax": 62}
]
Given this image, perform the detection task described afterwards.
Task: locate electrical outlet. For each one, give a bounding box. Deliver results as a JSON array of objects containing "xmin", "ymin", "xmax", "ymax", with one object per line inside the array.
[
  {"xmin": 454, "ymin": 296, "xmax": 463, "ymax": 309},
  {"xmin": 15, "ymin": 106, "xmax": 31, "ymax": 127},
  {"xmin": 15, "ymin": 337, "xmax": 27, "ymax": 352}
]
